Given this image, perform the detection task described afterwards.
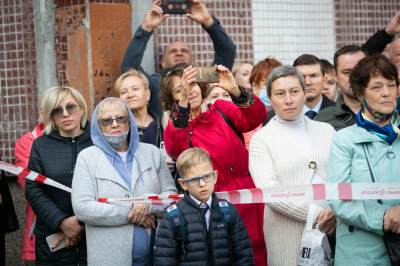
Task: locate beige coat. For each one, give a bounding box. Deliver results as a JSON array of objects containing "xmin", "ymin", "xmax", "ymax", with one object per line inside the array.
[{"xmin": 249, "ymin": 116, "xmax": 335, "ymax": 266}]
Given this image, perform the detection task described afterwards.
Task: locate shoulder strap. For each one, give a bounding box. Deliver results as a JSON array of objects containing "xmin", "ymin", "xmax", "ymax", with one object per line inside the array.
[
  {"xmin": 342, "ymin": 114, "xmax": 353, "ymax": 126},
  {"xmin": 215, "ymin": 106, "xmax": 245, "ymax": 146},
  {"xmin": 218, "ymin": 199, "xmax": 234, "ymax": 263},
  {"xmin": 165, "ymin": 203, "xmax": 186, "ymax": 254},
  {"xmin": 156, "ymin": 117, "xmax": 163, "ymax": 148},
  {"xmin": 362, "ymin": 143, "xmax": 383, "ymax": 204}
]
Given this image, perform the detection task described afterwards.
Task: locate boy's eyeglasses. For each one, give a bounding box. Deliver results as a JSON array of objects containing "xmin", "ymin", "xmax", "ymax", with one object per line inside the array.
[
  {"xmin": 160, "ymin": 62, "xmax": 189, "ymax": 77},
  {"xmin": 100, "ymin": 116, "xmax": 129, "ymax": 126},
  {"xmin": 181, "ymin": 172, "xmax": 215, "ymax": 187},
  {"xmin": 51, "ymin": 104, "xmax": 78, "ymax": 119}
]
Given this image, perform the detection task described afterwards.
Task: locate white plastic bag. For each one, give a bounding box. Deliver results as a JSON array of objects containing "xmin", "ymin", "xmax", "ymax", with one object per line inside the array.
[{"xmin": 298, "ymin": 204, "xmax": 334, "ymax": 266}]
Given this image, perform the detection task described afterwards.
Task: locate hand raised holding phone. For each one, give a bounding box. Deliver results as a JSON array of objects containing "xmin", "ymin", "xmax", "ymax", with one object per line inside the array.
[
  {"xmin": 141, "ymin": 0, "xmax": 171, "ymax": 32},
  {"xmin": 178, "ymin": 66, "xmax": 197, "ymax": 108},
  {"xmin": 213, "ymin": 65, "xmax": 241, "ymax": 98}
]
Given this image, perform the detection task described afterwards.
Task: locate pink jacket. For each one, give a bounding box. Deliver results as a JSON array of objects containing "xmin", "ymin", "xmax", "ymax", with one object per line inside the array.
[
  {"xmin": 164, "ymin": 90, "xmax": 268, "ymax": 265},
  {"xmin": 14, "ymin": 122, "xmax": 44, "ymax": 260}
]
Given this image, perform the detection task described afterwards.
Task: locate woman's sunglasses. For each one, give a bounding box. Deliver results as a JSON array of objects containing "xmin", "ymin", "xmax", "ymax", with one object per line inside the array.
[
  {"xmin": 51, "ymin": 104, "xmax": 78, "ymax": 119},
  {"xmin": 100, "ymin": 116, "xmax": 129, "ymax": 126},
  {"xmin": 160, "ymin": 62, "xmax": 189, "ymax": 77}
]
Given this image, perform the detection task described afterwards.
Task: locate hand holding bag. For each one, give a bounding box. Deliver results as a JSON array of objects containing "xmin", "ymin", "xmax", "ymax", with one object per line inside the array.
[
  {"xmin": 362, "ymin": 143, "xmax": 400, "ymax": 266},
  {"xmin": 298, "ymin": 204, "xmax": 334, "ymax": 266}
]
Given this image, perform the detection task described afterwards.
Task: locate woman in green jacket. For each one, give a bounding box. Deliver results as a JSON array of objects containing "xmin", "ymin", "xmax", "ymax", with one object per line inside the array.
[{"xmin": 327, "ymin": 54, "xmax": 400, "ymax": 266}]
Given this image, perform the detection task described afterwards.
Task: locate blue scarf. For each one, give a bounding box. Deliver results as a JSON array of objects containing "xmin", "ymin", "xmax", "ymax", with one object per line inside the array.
[{"xmin": 355, "ymin": 107, "xmax": 400, "ymax": 145}]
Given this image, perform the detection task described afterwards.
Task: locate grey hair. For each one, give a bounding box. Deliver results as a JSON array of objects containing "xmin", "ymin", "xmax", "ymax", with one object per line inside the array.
[{"xmin": 266, "ymin": 65, "xmax": 306, "ymax": 96}]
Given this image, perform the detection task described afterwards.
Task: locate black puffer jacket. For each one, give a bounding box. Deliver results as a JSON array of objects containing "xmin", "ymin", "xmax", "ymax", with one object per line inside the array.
[
  {"xmin": 155, "ymin": 192, "xmax": 255, "ymax": 266},
  {"xmin": 25, "ymin": 122, "xmax": 92, "ymax": 266}
]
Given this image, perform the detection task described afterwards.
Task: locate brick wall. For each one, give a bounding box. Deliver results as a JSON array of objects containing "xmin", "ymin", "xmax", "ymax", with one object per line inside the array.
[
  {"xmin": 89, "ymin": 1, "xmax": 132, "ymax": 107},
  {"xmin": 0, "ymin": 0, "xmax": 38, "ymax": 163},
  {"xmin": 335, "ymin": 0, "xmax": 400, "ymax": 50}
]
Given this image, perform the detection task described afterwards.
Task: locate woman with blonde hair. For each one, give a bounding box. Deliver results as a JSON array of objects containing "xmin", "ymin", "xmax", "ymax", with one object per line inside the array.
[
  {"xmin": 115, "ymin": 69, "xmax": 154, "ymax": 141},
  {"xmin": 232, "ymin": 61, "xmax": 253, "ymax": 91},
  {"xmin": 25, "ymin": 86, "xmax": 93, "ymax": 265}
]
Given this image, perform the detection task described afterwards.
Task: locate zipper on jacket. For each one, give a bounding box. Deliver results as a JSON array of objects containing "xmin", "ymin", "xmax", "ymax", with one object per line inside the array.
[
  {"xmin": 209, "ymin": 213, "xmax": 218, "ymax": 266},
  {"xmin": 71, "ymin": 138, "xmax": 76, "ymax": 174},
  {"xmin": 201, "ymin": 210, "xmax": 209, "ymax": 265}
]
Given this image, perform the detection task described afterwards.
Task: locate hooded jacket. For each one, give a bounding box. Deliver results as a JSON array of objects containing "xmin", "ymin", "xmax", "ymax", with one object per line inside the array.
[
  {"xmin": 72, "ymin": 98, "xmax": 178, "ymax": 266},
  {"xmin": 90, "ymin": 98, "xmax": 142, "ymax": 190},
  {"xmin": 25, "ymin": 121, "xmax": 92, "ymax": 266}
]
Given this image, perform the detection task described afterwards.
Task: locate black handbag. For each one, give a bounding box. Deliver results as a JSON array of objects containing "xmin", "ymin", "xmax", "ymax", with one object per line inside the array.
[{"xmin": 362, "ymin": 143, "xmax": 400, "ymax": 266}]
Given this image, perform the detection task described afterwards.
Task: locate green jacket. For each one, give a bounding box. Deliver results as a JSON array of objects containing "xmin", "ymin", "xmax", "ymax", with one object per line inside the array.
[
  {"xmin": 314, "ymin": 95, "xmax": 356, "ymax": 131},
  {"xmin": 327, "ymin": 124, "xmax": 400, "ymax": 266}
]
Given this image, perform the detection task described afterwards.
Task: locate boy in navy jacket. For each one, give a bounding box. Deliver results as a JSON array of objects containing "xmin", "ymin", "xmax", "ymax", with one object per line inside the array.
[{"xmin": 155, "ymin": 148, "xmax": 255, "ymax": 266}]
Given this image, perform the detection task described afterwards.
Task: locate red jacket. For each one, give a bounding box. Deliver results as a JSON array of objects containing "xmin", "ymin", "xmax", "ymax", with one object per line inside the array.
[
  {"xmin": 14, "ymin": 122, "xmax": 44, "ymax": 260},
  {"xmin": 164, "ymin": 89, "xmax": 268, "ymax": 265}
]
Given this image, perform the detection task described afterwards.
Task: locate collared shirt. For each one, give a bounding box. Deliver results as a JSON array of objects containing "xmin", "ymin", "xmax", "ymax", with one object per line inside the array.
[
  {"xmin": 302, "ymin": 96, "xmax": 323, "ymax": 115},
  {"xmin": 189, "ymin": 194, "xmax": 213, "ymax": 231}
]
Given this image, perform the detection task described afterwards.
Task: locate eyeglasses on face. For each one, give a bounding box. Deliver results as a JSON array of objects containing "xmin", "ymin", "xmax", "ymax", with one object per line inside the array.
[
  {"xmin": 181, "ymin": 172, "xmax": 215, "ymax": 187},
  {"xmin": 160, "ymin": 62, "xmax": 189, "ymax": 77},
  {"xmin": 51, "ymin": 104, "xmax": 78, "ymax": 119},
  {"xmin": 100, "ymin": 116, "xmax": 129, "ymax": 126}
]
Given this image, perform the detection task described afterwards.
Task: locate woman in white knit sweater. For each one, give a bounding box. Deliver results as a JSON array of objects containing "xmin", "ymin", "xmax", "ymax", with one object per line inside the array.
[{"xmin": 249, "ymin": 65, "xmax": 337, "ymax": 265}]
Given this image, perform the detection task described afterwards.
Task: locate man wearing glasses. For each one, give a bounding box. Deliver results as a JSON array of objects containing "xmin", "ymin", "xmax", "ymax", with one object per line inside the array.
[{"xmin": 121, "ymin": 0, "xmax": 236, "ymax": 117}]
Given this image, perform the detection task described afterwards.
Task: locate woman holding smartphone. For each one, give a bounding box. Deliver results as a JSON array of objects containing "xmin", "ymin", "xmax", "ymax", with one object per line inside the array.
[
  {"xmin": 161, "ymin": 63, "xmax": 268, "ymax": 266},
  {"xmin": 25, "ymin": 86, "xmax": 92, "ymax": 265}
]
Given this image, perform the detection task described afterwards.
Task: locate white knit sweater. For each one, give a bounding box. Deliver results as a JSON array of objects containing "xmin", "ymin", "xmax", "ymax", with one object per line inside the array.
[{"xmin": 249, "ymin": 115, "xmax": 335, "ymax": 266}]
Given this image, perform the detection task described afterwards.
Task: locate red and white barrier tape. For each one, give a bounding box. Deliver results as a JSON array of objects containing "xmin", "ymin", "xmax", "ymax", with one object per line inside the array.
[
  {"xmin": 3, "ymin": 161, "xmax": 400, "ymax": 205},
  {"xmin": 98, "ymin": 183, "xmax": 400, "ymax": 205},
  {"xmin": 0, "ymin": 161, "xmax": 72, "ymax": 193}
]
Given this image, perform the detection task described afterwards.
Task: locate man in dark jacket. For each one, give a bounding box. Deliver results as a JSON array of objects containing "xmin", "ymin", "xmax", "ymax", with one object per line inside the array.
[
  {"xmin": 121, "ymin": 0, "xmax": 236, "ymax": 117},
  {"xmin": 314, "ymin": 45, "xmax": 368, "ymax": 131},
  {"xmin": 263, "ymin": 54, "xmax": 335, "ymax": 125},
  {"xmin": 0, "ymin": 157, "xmax": 19, "ymax": 266},
  {"xmin": 155, "ymin": 148, "xmax": 254, "ymax": 266}
]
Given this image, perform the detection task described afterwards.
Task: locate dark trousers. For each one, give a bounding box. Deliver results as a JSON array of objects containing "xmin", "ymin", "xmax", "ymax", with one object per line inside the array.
[
  {"xmin": 0, "ymin": 231, "xmax": 5, "ymax": 266},
  {"xmin": 327, "ymin": 234, "xmax": 336, "ymax": 257}
]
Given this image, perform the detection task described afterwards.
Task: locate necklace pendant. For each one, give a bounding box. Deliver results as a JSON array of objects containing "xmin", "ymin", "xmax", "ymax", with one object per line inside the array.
[
  {"xmin": 309, "ymin": 161, "xmax": 316, "ymax": 169},
  {"xmin": 387, "ymin": 151, "xmax": 396, "ymax": 160}
]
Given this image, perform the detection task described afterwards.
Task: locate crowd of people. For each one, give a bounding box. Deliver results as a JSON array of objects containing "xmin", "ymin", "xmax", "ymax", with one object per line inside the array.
[{"xmin": 2, "ymin": 0, "xmax": 400, "ymax": 265}]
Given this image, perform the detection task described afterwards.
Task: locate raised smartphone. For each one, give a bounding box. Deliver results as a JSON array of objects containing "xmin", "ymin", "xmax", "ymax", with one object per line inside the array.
[
  {"xmin": 194, "ymin": 67, "xmax": 219, "ymax": 83},
  {"xmin": 46, "ymin": 232, "xmax": 66, "ymax": 252},
  {"xmin": 161, "ymin": 1, "xmax": 191, "ymax": 14}
]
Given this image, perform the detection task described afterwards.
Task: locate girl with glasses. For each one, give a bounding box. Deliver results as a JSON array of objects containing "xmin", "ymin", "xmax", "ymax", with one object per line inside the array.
[
  {"xmin": 160, "ymin": 63, "xmax": 268, "ymax": 266},
  {"xmin": 25, "ymin": 86, "xmax": 93, "ymax": 265},
  {"xmin": 71, "ymin": 98, "xmax": 177, "ymax": 266}
]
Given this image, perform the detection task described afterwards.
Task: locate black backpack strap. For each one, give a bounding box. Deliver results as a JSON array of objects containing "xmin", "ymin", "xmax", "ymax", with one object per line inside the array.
[
  {"xmin": 156, "ymin": 117, "xmax": 163, "ymax": 148},
  {"xmin": 188, "ymin": 128, "xmax": 193, "ymax": 148},
  {"xmin": 218, "ymin": 199, "xmax": 234, "ymax": 264},
  {"xmin": 165, "ymin": 203, "xmax": 186, "ymax": 254},
  {"xmin": 215, "ymin": 106, "xmax": 245, "ymax": 146}
]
